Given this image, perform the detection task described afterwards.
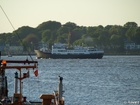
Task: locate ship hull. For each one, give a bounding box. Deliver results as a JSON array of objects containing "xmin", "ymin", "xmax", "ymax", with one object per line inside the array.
[{"xmin": 35, "ymin": 50, "xmax": 104, "ymax": 59}]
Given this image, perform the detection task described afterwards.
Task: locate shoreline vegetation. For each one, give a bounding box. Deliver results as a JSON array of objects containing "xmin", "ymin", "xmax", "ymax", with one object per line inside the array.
[{"xmin": 0, "ymin": 21, "xmax": 140, "ymax": 56}]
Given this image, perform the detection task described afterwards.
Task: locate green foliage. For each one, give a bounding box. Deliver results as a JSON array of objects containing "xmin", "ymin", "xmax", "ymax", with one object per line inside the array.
[
  {"xmin": 124, "ymin": 22, "xmax": 138, "ymax": 28},
  {"xmin": 133, "ymin": 27, "xmax": 140, "ymax": 44},
  {"xmin": 0, "ymin": 21, "xmax": 140, "ymax": 54},
  {"xmin": 125, "ymin": 27, "xmax": 136, "ymax": 40},
  {"xmin": 41, "ymin": 29, "xmax": 51, "ymax": 43},
  {"xmin": 63, "ymin": 22, "xmax": 77, "ymax": 31},
  {"xmin": 0, "ymin": 33, "xmax": 10, "ymax": 44},
  {"xmin": 56, "ymin": 33, "xmax": 67, "ymax": 43},
  {"xmin": 23, "ymin": 34, "xmax": 39, "ymax": 44},
  {"xmin": 22, "ymin": 34, "xmax": 39, "ymax": 51},
  {"xmin": 37, "ymin": 21, "xmax": 61, "ymax": 31}
]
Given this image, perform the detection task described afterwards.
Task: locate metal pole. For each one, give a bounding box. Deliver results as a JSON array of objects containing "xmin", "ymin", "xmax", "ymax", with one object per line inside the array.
[
  {"xmin": 0, "ymin": 51, "xmax": 1, "ymax": 60},
  {"xmin": 58, "ymin": 76, "xmax": 63, "ymax": 104},
  {"xmin": 15, "ymin": 77, "xmax": 18, "ymax": 93},
  {"xmin": 19, "ymin": 69, "xmax": 22, "ymax": 103},
  {"xmin": 5, "ymin": 76, "xmax": 8, "ymax": 97},
  {"xmin": 14, "ymin": 72, "xmax": 18, "ymax": 94}
]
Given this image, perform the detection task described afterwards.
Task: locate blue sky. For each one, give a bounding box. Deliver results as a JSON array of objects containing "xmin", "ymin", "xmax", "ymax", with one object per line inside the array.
[{"xmin": 0, "ymin": 0, "xmax": 140, "ymax": 33}]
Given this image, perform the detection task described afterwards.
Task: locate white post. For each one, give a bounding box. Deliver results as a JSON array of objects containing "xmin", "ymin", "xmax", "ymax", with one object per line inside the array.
[
  {"xmin": 58, "ymin": 76, "xmax": 63, "ymax": 103},
  {"xmin": 14, "ymin": 72, "xmax": 18, "ymax": 93}
]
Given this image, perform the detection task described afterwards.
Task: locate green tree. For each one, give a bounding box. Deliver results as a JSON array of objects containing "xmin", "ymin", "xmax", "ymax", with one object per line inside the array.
[
  {"xmin": 0, "ymin": 33, "xmax": 10, "ymax": 44},
  {"xmin": 42, "ymin": 29, "xmax": 51, "ymax": 43},
  {"xmin": 73, "ymin": 39, "xmax": 83, "ymax": 46},
  {"xmin": 110, "ymin": 34, "xmax": 123, "ymax": 49},
  {"xmin": 56, "ymin": 33, "xmax": 67, "ymax": 43},
  {"xmin": 12, "ymin": 26, "xmax": 40, "ymax": 45},
  {"xmin": 63, "ymin": 22, "xmax": 77, "ymax": 31},
  {"xmin": 125, "ymin": 27, "xmax": 136, "ymax": 40},
  {"xmin": 124, "ymin": 22, "xmax": 138, "ymax": 28},
  {"xmin": 70, "ymin": 28, "xmax": 83, "ymax": 44},
  {"xmin": 84, "ymin": 36, "xmax": 94, "ymax": 46},
  {"xmin": 56, "ymin": 26, "xmax": 70, "ymax": 43},
  {"xmin": 37, "ymin": 21, "xmax": 61, "ymax": 31},
  {"xmin": 133, "ymin": 27, "xmax": 140, "ymax": 44},
  {"xmin": 23, "ymin": 34, "xmax": 39, "ymax": 51},
  {"xmin": 91, "ymin": 26, "xmax": 104, "ymax": 38}
]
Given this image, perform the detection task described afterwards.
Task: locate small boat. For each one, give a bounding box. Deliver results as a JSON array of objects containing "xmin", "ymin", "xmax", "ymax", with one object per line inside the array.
[{"xmin": 35, "ymin": 43, "xmax": 104, "ymax": 59}]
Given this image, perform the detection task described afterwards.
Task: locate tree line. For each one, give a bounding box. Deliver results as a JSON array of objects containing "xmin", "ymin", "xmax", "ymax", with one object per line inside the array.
[{"xmin": 0, "ymin": 21, "xmax": 140, "ymax": 54}]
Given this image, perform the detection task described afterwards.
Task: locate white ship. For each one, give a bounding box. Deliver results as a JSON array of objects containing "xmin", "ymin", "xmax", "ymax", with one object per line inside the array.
[{"xmin": 35, "ymin": 43, "xmax": 104, "ymax": 59}]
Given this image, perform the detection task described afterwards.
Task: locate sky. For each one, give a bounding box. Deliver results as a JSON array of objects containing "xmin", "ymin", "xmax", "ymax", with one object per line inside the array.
[{"xmin": 0, "ymin": 0, "xmax": 140, "ymax": 33}]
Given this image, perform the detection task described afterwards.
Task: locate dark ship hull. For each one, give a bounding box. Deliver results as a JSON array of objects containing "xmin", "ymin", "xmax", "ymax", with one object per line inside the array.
[{"xmin": 35, "ymin": 50, "xmax": 104, "ymax": 59}]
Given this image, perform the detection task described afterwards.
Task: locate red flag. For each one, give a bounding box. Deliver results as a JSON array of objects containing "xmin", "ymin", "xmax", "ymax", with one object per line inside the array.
[{"xmin": 34, "ymin": 70, "xmax": 38, "ymax": 77}]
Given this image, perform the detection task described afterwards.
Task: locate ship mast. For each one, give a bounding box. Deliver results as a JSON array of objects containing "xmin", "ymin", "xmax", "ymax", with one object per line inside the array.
[{"xmin": 68, "ymin": 31, "xmax": 71, "ymax": 48}]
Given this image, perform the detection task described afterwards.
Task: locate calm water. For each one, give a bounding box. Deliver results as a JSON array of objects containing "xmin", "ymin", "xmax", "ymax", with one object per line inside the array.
[{"xmin": 2, "ymin": 55, "xmax": 140, "ymax": 105}]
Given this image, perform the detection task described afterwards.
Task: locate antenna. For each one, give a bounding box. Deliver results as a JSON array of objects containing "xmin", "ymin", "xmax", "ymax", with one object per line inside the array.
[{"xmin": 0, "ymin": 5, "xmax": 34, "ymax": 61}]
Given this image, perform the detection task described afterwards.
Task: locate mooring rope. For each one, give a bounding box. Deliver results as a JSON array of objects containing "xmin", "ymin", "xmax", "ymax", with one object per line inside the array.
[{"xmin": 0, "ymin": 5, "xmax": 34, "ymax": 61}]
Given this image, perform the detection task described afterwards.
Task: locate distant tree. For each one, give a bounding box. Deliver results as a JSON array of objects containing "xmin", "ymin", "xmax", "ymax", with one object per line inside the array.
[
  {"xmin": 87, "ymin": 27, "xmax": 96, "ymax": 35},
  {"xmin": 57, "ymin": 22, "xmax": 78, "ymax": 45},
  {"xmin": 124, "ymin": 22, "xmax": 138, "ymax": 28},
  {"xmin": 63, "ymin": 22, "xmax": 77, "ymax": 31},
  {"xmin": 92, "ymin": 37, "xmax": 100, "ymax": 47},
  {"xmin": 57, "ymin": 26, "xmax": 69, "ymax": 35},
  {"xmin": 56, "ymin": 33, "xmax": 67, "ymax": 43},
  {"xmin": 41, "ymin": 29, "xmax": 51, "ymax": 43},
  {"xmin": 73, "ymin": 39, "xmax": 83, "ymax": 46},
  {"xmin": 109, "ymin": 25, "xmax": 123, "ymax": 36},
  {"xmin": 1, "ymin": 20, "xmax": 140, "ymax": 54},
  {"xmin": 12, "ymin": 26, "xmax": 40, "ymax": 46},
  {"xmin": 0, "ymin": 33, "xmax": 10, "ymax": 44},
  {"xmin": 125, "ymin": 27, "xmax": 136, "ymax": 40},
  {"xmin": 5, "ymin": 33, "xmax": 13, "ymax": 44},
  {"xmin": 98, "ymin": 31, "xmax": 109, "ymax": 48},
  {"xmin": 70, "ymin": 28, "xmax": 83, "ymax": 44},
  {"xmin": 91, "ymin": 26, "xmax": 104, "ymax": 38},
  {"xmin": 133, "ymin": 27, "xmax": 140, "ymax": 44},
  {"xmin": 110, "ymin": 34, "xmax": 123, "ymax": 49},
  {"xmin": 13, "ymin": 26, "xmax": 39, "ymax": 38},
  {"xmin": 23, "ymin": 34, "xmax": 39, "ymax": 51},
  {"xmin": 82, "ymin": 36, "xmax": 94, "ymax": 46},
  {"xmin": 37, "ymin": 21, "xmax": 61, "ymax": 31},
  {"xmin": 105, "ymin": 25, "xmax": 113, "ymax": 31}
]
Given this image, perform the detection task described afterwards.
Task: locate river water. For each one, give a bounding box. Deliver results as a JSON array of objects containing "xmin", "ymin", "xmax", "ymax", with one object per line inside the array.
[{"xmin": 2, "ymin": 55, "xmax": 140, "ymax": 105}]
